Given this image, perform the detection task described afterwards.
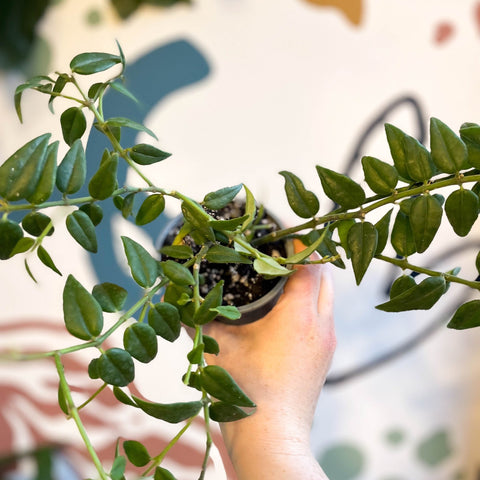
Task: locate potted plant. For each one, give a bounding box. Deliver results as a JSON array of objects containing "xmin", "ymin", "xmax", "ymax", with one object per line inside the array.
[{"xmin": 1, "ymin": 45, "xmax": 480, "ymax": 479}]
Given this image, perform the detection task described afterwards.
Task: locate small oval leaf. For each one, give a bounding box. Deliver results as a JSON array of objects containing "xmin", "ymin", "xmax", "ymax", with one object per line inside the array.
[
  {"xmin": 200, "ymin": 365, "xmax": 255, "ymax": 407},
  {"xmin": 88, "ymin": 152, "xmax": 118, "ymax": 200},
  {"xmin": 203, "ymin": 184, "xmax": 243, "ymax": 210},
  {"xmin": 121, "ymin": 236, "xmax": 158, "ymax": 288},
  {"xmin": 391, "ymin": 210, "xmax": 416, "ymax": 257},
  {"xmin": 129, "ymin": 143, "xmax": 171, "ymax": 165},
  {"xmin": 22, "ymin": 212, "xmax": 53, "ymax": 237},
  {"xmin": 447, "ymin": 300, "xmax": 480, "ymax": 330},
  {"xmin": 56, "ymin": 139, "xmax": 86, "ymax": 194},
  {"xmin": 70, "ymin": 52, "xmax": 122, "ymax": 75},
  {"xmin": 124, "ymin": 323, "xmax": 158, "ymax": 363},
  {"xmin": 361, "ymin": 156, "xmax": 398, "ymax": 195},
  {"xmin": 123, "ymin": 440, "xmax": 150, "ymax": 467},
  {"xmin": 316, "ymin": 165, "xmax": 365, "ymax": 209},
  {"xmin": 61, "ymin": 107, "xmax": 87, "ymax": 146},
  {"xmin": 135, "ymin": 194, "xmax": 165, "ymax": 225},
  {"xmin": 66, "ymin": 210, "xmax": 98, "ymax": 253},
  {"xmin": 376, "ymin": 276, "xmax": 446, "ymax": 312},
  {"xmin": 148, "ymin": 302, "xmax": 181, "ymax": 341},
  {"xmin": 63, "ymin": 275, "xmax": 103, "ymax": 340},
  {"xmin": 161, "ymin": 259, "xmax": 195, "ymax": 286},
  {"xmin": 0, "ymin": 219, "xmax": 23, "ymax": 260},
  {"xmin": 279, "ymin": 171, "xmax": 319, "ymax": 218},
  {"xmin": 409, "ymin": 195, "xmax": 443, "ymax": 253},
  {"xmin": 92, "ymin": 282, "xmax": 127, "ymax": 312},
  {"xmin": 205, "ymin": 245, "xmax": 252, "ymax": 264},
  {"xmin": 209, "ymin": 402, "xmax": 252, "ymax": 422},
  {"xmin": 445, "ymin": 189, "xmax": 479, "ymax": 237},
  {"xmin": 98, "ymin": 348, "xmax": 134, "ymax": 386},
  {"xmin": 347, "ymin": 222, "xmax": 378, "ymax": 285}
]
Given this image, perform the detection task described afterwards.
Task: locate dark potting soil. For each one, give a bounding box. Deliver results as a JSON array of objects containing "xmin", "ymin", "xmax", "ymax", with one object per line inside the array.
[{"xmin": 161, "ymin": 202, "xmax": 288, "ymax": 308}]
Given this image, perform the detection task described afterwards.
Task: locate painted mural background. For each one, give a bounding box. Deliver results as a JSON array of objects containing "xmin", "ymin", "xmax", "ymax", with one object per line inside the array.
[{"xmin": 1, "ymin": 1, "xmax": 480, "ymax": 479}]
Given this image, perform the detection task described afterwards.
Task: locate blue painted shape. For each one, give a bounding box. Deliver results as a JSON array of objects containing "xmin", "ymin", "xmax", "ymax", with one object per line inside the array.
[{"xmin": 85, "ymin": 39, "xmax": 210, "ymax": 293}]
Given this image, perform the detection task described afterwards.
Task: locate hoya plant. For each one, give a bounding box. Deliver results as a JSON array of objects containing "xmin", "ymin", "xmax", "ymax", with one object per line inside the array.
[{"xmin": 1, "ymin": 45, "xmax": 480, "ymax": 479}]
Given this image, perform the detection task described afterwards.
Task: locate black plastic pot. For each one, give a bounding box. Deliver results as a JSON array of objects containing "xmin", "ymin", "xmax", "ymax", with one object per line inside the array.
[{"xmin": 156, "ymin": 210, "xmax": 293, "ymax": 325}]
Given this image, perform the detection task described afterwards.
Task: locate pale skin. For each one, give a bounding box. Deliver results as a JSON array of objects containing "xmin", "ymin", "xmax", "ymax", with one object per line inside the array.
[{"xmin": 201, "ymin": 254, "xmax": 335, "ymax": 480}]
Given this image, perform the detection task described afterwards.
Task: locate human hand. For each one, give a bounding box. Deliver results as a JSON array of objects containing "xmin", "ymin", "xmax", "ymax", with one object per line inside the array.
[{"xmin": 202, "ymin": 254, "xmax": 335, "ymax": 479}]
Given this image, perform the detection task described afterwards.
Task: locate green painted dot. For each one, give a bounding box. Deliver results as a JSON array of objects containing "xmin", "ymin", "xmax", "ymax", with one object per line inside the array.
[
  {"xmin": 318, "ymin": 444, "xmax": 365, "ymax": 480},
  {"xmin": 416, "ymin": 429, "xmax": 452, "ymax": 467},
  {"xmin": 385, "ymin": 429, "xmax": 405, "ymax": 446},
  {"xmin": 86, "ymin": 9, "xmax": 102, "ymax": 25}
]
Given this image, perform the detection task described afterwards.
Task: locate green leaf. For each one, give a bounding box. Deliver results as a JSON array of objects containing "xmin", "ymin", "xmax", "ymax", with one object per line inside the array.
[
  {"xmin": 123, "ymin": 440, "xmax": 150, "ymax": 467},
  {"xmin": 374, "ymin": 209, "xmax": 393, "ymax": 255},
  {"xmin": 200, "ymin": 365, "xmax": 255, "ymax": 407},
  {"xmin": 88, "ymin": 358, "xmax": 100, "ymax": 379},
  {"xmin": 60, "ymin": 107, "xmax": 87, "ymax": 146},
  {"xmin": 79, "ymin": 203, "xmax": 103, "ymax": 226},
  {"xmin": 98, "ymin": 348, "xmax": 134, "ymax": 386},
  {"xmin": 26, "ymin": 141, "xmax": 58, "ymax": 204},
  {"xmin": 403, "ymin": 135, "xmax": 435, "ymax": 182},
  {"xmin": 253, "ymin": 256, "xmax": 292, "ymax": 277},
  {"xmin": 24, "ymin": 258, "xmax": 37, "ymax": 283},
  {"xmin": 22, "ymin": 212, "xmax": 53, "ymax": 237},
  {"xmin": 63, "ymin": 275, "xmax": 103, "ymax": 340},
  {"xmin": 124, "ymin": 323, "xmax": 158, "ymax": 363},
  {"xmin": 48, "ymin": 74, "xmax": 69, "ymax": 112},
  {"xmin": 58, "ymin": 382, "xmax": 69, "ymax": 415},
  {"xmin": 283, "ymin": 229, "xmax": 326, "ymax": 265},
  {"xmin": 430, "ymin": 117, "xmax": 468, "ymax": 173},
  {"xmin": 88, "ymin": 153, "xmax": 119, "ymax": 200},
  {"xmin": 154, "ymin": 466, "xmax": 177, "ymax": 480},
  {"xmin": 203, "ymin": 335, "xmax": 220, "ymax": 355},
  {"xmin": 279, "ymin": 171, "xmax": 320, "ymax": 218},
  {"xmin": 447, "ymin": 300, "xmax": 480, "ymax": 330},
  {"xmin": 160, "ymin": 245, "xmax": 193, "ymax": 259},
  {"xmin": 316, "ymin": 166, "xmax": 365, "ymax": 209},
  {"xmin": 132, "ymin": 397, "xmax": 203, "ymax": 423},
  {"xmin": 148, "ymin": 302, "xmax": 181, "ymax": 341},
  {"xmin": 409, "ymin": 195, "xmax": 443, "ymax": 253},
  {"xmin": 389, "ymin": 274, "xmax": 416, "ymax": 299},
  {"xmin": 121, "ymin": 193, "xmax": 136, "ymax": 219},
  {"xmin": 56, "ymin": 139, "xmax": 86, "ymax": 194},
  {"xmin": 110, "ymin": 455, "xmax": 126, "ymax": 480},
  {"xmin": 110, "ymin": 80, "xmax": 139, "ymax": 103},
  {"xmin": 0, "ymin": 134, "xmax": 51, "ymax": 201},
  {"xmin": 384, "ymin": 123, "xmax": 412, "ymax": 181},
  {"xmin": 194, "ymin": 281, "xmax": 224, "ymax": 325},
  {"xmin": 347, "ymin": 222, "xmax": 378, "ymax": 285},
  {"xmin": 181, "ymin": 201, "xmax": 215, "ymax": 242},
  {"xmin": 375, "ymin": 276, "xmax": 446, "ymax": 312},
  {"xmin": 361, "ymin": 156, "xmax": 398, "ymax": 195},
  {"xmin": 113, "ymin": 386, "xmax": 137, "ymax": 407},
  {"xmin": 210, "ymin": 305, "xmax": 241, "ymax": 320},
  {"xmin": 10, "ymin": 237, "xmax": 35, "ymax": 257},
  {"xmin": 205, "ymin": 245, "xmax": 252, "ymax": 264},
  {"xmin": 121, "ymin": 236, "xmax": 158, "ymax": 288},
  {"xmin": 460, "ymin": 122, "xmax": 480, "ymax": 168},
  {"xmin": 209, "ymin": 215, "xmax": 250, "ymax": 232},
  {"xmin": 203, "ymin": 184, "xmax": 243, "ymax": 210},
  {"xmin": 187, "ymin": 344, "xmax": 204, "ymax": 364},
  {"xmin": 70, "ymin": 52, "xmax": 122, "ymax": 74},
  {"xmin": 37, "ymin": 246, "xmax": 62, "ymax": 276},
  {"xmin": 242, "ymin": 184, "xmax": 256, "ymax": 230},
  {"xmin": 66, "ymin": 210, "xmax": 98, "ymax": 253},
  {"xmin": 476, "ymin": 251, "xmax": 480, "ymax": 275},
  {"xmin": 209, "ymin": 402, "xmax": 252, "ymax": 422},
  {"xmin": 161, "ymin": 260, "xmax": 195, "ymax": 286},
  {"xmin": 391, "ymin": 210, "xmax": 416, "ymax": 257},
  {"xmin": 445, "ymin": 189, "xmax": 479, "ymax": 237},
  {"xmin": 92, "ymin": 282, "xmax": 127, "ymax": 312},
  {"xmin": 129, "ymin": 144, "xmax": 171, "ymax": 165},
  {"xmin": 135, "ymin": 194, "xmax": 165, "ymax": 225},
  {"xmin": 105, "ymin": 117, "xmax": 158, "ymax": 140}
]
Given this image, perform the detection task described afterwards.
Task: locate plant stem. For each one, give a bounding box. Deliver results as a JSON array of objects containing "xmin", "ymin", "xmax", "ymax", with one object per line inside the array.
[
  {"xmin": 376, "ymin": 254, "xmax": 480, "ymax": 290},
  {"xmin": 54, "ymin": 354, "xmax": 108, "ymax": 480},
  {"xmin": 198, "ymin": 394, "xmax": 213, "ymax": 480},
  {"xmin": 141, "ymin": 416, "xmax": 195, "ymax": 477},
  {"xmin": 76, "ymin": 383, "xmax": 108, "ymax": 412}
]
